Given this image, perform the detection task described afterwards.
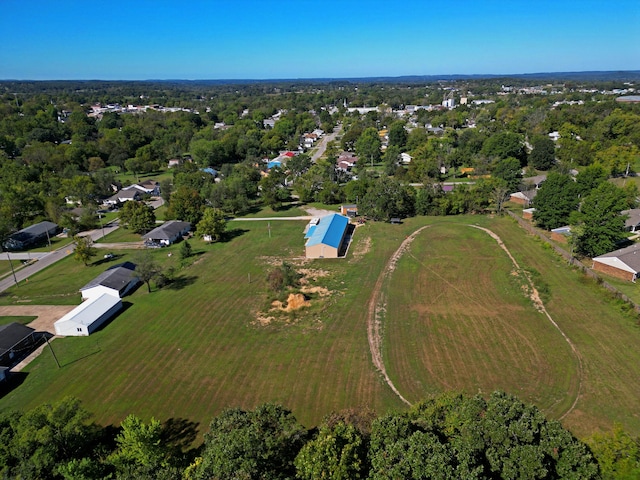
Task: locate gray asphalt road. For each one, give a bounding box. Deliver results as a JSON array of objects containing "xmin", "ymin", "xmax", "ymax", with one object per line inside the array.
[
  {"xmin": 310, "ymin": 123, "xmax": 342, "ymax": 163},
  {"xmin": 0, "ymin": 222, "xmax": 120, "ymax": 293}
]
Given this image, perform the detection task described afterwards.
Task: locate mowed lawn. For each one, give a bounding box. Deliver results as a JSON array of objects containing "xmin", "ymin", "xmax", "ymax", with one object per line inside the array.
[
  {"xmin": 383, "ymin": 221, "xmax": 578, "ymax": 422},
  {"xmin": 489, "ymin": 217, "xmax": 640, "ymax": 437},
  {"xmin": 0, "ymin": 219, "xmax": 412, "ymax": 433},
  {"xmin": 2, "ymin": 214, "xmax": 640, "ymax": 440}
]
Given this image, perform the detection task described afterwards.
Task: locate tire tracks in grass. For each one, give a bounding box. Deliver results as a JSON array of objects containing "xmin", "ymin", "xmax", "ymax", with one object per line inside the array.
[
  {"xmin": 367, "ymin": 226, "xmax": 431, "ymax": 406},
  {"xmin": 368, "ymin": 223, "xmax": 583, "ymax": 419},
  {"xmin": 468, "ymin": 225, "xmax": 583, "ymax": 420}
]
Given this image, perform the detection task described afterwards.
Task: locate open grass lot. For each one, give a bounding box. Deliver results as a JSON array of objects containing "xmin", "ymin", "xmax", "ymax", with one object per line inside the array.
[
  {"xmin": 0, "ymin": 261, "xmax": 18, "ymax": 278},
  {"xmin": 1, "ymin": 213, "xmax": 639, "ymax": 441},
  {"xmin": 383, "ymin": 220, "xmax": 578, "ymax": 421},
  {"xmin": 489, "ymin": 216, "xmax": 640, "ymax": 437},
  {"xmin": 0, "ymin": 219, "xmax": 411, "ymax": 433},
  {"xmin": 95, "ymin": 227, "xmax": 144, "ymax": 244}
]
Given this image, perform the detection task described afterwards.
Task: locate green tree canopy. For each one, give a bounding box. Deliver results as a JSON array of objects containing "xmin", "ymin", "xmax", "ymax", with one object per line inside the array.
[
  {"xmin": 73, "ymin": 235, "xmax": 97, "ymax": 266},
  {"xmin": 528, "ymin": 136, "xmax": 556, "ymax": 170},
  {"xmin": 195, "ymin": 403, "xmax": 307, "ymax": 480},
  {"xmin": 119, "ymin": 200, "xmax": 156, "ymax": 234},
  {"xmin": 196, "ymin": 208, "xmax": 226, "ymax": 243},
  {"xmin": 355, "ymin": 127, "xmax": 382, "ymax": 167},
  {"xmin": 532, "ymin": 172, "xmax": 579, "ymax": 230},
  {"xmin": 570, "ymin": 181, "xmax": 628, "ymax": 257}
]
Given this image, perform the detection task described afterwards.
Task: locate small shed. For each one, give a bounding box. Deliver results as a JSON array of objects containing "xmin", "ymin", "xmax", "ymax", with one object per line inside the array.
[
  {"xmin": 0, "ymin": 323, "xmax": 37, "ymax": 366},
  {"xmin": 143, "ymin": 220, "xmax": 191, "ymax": 246},
  {"xmin": 305, "ymin": 214, "xmax": 349, "ymax": 259},
  {"xmin": 340, "ymin": 205, "xmax": 358, "ymax": 217},
  {"xmin": 592, "ymin": 243, "xmax": 640, "ymax": 282},
  {"xmin": 54, "ymin": 294, "xmax": 123, "ymax": 336},
  {"xmin": 80, "ymin": 262, "xmax": 139, "ymax": 300}
]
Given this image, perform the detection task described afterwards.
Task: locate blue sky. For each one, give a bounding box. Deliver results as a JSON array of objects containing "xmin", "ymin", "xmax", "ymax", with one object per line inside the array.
[{"xmin": 1, "ymin": 0, "xmax": 639, "ymax": 80}]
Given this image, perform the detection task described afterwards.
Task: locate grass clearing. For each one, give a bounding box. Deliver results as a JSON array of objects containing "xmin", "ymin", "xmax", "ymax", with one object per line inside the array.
[
  {"xmin": 0, "ymin": 213, "xmax": 639, "ymax": 442},
  {"xmin": 383, "ymin": 221, "xmax": 578, "ymax": 420}
]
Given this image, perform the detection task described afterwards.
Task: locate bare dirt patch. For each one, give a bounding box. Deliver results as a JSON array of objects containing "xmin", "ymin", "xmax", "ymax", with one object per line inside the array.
[
  {"xmin": 366, "ymin": 226, "xmax": 430, "ymax": 406},
  {"xmin": 271, "ymin": 293, "xmax": 311, "ymax": 312},
  {"xmin": 0, "ymin": 305, "xmax": 76, "ymax": 334},
  {"xmin": 350, "ymin": 236, "xmax": 372, "ymax": 261}
]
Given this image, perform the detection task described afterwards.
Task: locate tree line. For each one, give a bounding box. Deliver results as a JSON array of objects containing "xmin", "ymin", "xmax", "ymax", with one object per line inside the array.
[{"xmin": 3, "ymin": 390, "xmax": 638, "ymax": 479}]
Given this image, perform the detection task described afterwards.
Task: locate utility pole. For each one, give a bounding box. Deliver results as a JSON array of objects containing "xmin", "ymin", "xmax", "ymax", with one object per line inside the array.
[
  {"xmin": 44, "ymin": 335, "xmax": 60, "ymax": 368},
  {"xmin": 268, "ymin": 222, "xmax": 271, "ymax": 238}
]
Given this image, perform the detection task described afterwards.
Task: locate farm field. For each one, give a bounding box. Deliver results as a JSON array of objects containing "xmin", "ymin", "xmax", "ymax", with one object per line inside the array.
[{"xmin": 0, "ymin": 214, "xmax": 639, "ymax": 441}]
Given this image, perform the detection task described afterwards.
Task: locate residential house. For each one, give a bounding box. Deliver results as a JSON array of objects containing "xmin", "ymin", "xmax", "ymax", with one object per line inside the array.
[
  {"xmin": 0, "ymin": 323, "xmax": 38, "ymax": 366},
  {"xmin": 509, "ymin": 190, "xmax": 537, "ymax": 206},
  {"xmin": 592, "ymin": 243, "xmax": 640, "ymax": 282},
  {"xmin": 168, "ymin": 158, "xmax": 182, "ymax": 168},
  {"xmin": 125, "ymin": 180, "xmax": 160, "ymax": 196},
  {"xmin": 400, "ymin": 153, "xmax": 412, "ymax": 164},
  {"xmin": 622, "ymin": 209, "xmax": 640, "ymax": 233},
  {"xmin": 305, "ymin": 214, "xmax": 350, "ymax": 259},
  {"xmin": 80, "ymin": 262, "xmax": 140, "ymax": 300},
  {"xmin": 143, "ymin": 220, "xmax": 191, "ymax": 246},
  {"xmin": 3, "ymin": 221, "xmax": 59, "ymax": 250},
  {"xmin": 104, "ymin": 188, "xmax": 142, "ymax": 206},
  {"xmin": 522, "ymin": 174, "xmax": 547, "ymax": 190}
]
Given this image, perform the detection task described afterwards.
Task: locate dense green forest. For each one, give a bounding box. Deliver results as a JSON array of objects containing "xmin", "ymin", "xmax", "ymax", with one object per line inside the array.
[{"xmin": 4, "ymin": 390, "xmax": 637, "ymax": 479}]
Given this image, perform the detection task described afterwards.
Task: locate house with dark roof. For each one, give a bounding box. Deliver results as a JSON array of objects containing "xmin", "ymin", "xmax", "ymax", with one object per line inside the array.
[
  {"xmin": 622, "ymin": 209, "xmax": 640, "ymax": 233},
  {"xmin": 80, "ymin": 262, "xmax": 139, "ymax": 300},
  {"xmin": 592, "ymin": 243, "xmax": 640, "ymax": 282},
  {"xmin": 305, "ymin": 214, "xmax": 350, "ymax": 259},
  {"xmin": 3, "ymin": 221, "xmax": 59, "ymax": 250},
  {"xmin": 142, "ymin": 220, "xmax": 191, "ymax": 246},
  {"xmin": 0, "ymin": 323, "xmax": 38, "ymax": 367}
]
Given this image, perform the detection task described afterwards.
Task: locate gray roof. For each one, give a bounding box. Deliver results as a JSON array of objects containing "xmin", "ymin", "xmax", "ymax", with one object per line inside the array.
[
  {"xmin": 80, "ymin": 262, "xmax": 138, "ymax": 293},
  {"xmin": 10, "ymin": 221, "xmax": 58, "ymax": 241},
  {"xmin": 0, "ymin": 323, "xmax": 35, "ymax": 357},
  {"xmin": 594, "ymin": 243, "xmax": 640, "ymax": 273},
  {"xmin": 523, "ymin": 174, "xmax": 547, "ymax": 186},
  {"xmin": 622, "ymin": 209, "xmax": 640, "ymax": 228},
  {"xmin": 142, "ymin": 220, "xmax": 191, "ymax": 241}
]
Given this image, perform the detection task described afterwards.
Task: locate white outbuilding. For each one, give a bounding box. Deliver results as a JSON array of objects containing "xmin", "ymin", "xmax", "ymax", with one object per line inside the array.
[{"xmin": 54, "ymin": 294, "xmax": 122, "ymax": 336}]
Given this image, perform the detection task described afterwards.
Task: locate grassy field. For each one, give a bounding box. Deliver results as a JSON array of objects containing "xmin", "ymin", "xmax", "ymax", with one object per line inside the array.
[
  {"xmin": 0, "ymin": 219, "xmax": 411, "ymax": 433},
  {"xmin": 383, "ymin": 221, "xmax": 578, "ymax": 420},
  {"xmin": 1, "ymin": 213, "xmax": 639, "ymax": 441},
  {"xmin": 95, "ymin": 227, "xmax": 144, "ymax": 244}
]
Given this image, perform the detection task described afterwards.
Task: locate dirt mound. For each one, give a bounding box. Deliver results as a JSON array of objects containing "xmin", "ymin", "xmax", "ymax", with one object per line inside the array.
[
  {"xmin": 300, "ymin": 285, "xmax": 331, "ymax": 297},
  {"xmin": 272, "ymin": 293, "xmax": 311, "ymax": 312}
]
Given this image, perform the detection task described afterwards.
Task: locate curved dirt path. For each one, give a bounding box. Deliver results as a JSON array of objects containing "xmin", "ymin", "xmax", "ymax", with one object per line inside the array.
[
  {"xmin": 367, "ymin": 226, "xmax": 430, "ymax": 406},
  {"xmin": 468, "ymin": 225, "xmax": 584, "ymax": 420},
  {"xmin": 367, "ymin": 223, "xmax": 583, "ymax": 419}
]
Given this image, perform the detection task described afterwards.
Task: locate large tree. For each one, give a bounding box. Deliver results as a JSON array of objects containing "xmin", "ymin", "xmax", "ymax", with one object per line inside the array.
[
  {"xmin": 196, "ymin": 208, "xmax": 226, "ymax": 243},
  {"xmin": 119, "ymin": 200, "xmax": 156, "ymax": 234},
  {"xmin": 73, "ymin": 235, "xmax": 97, "ymax": 266},
  {"xmin": 570, "ymin": 182, "xmax": 628, "ymax": 257},
  {"xmin": 528, "ymin": 136, "xmax": 556, "ymax": 170},
  {"xmin": 355, "ymin": 127, "xmax": 382, "ymax": 167},
  {"xmin": 195, "ymin": 403, "xmax": 307, "ymax": 480},
  {"xmin": 134, "ymin": 252, "xmax": 162, "ymax": 293},
  {"xmin": 167, "ymin": 186, "xmax": 204, "ymax": 225},
  {"xmin": 532, "ymin": 172, "xmax": 579, "ymax": 230}
]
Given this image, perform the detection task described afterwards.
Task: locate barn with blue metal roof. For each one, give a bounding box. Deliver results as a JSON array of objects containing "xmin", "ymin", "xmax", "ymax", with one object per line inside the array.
[{"xmin": 305, "ymin": 213, "xmax": 349, "ymax": 258}]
